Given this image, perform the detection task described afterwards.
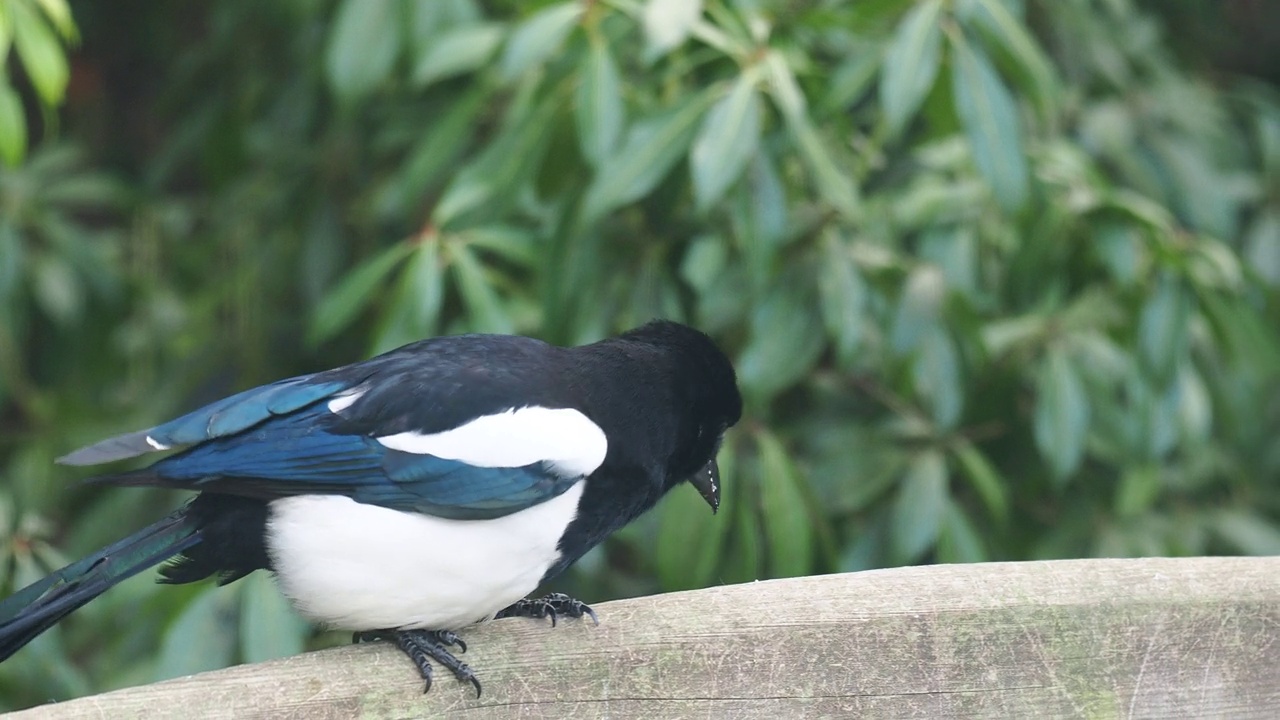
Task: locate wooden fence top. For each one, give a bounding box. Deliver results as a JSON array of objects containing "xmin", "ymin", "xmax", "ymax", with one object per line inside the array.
[{"xmin": 11, "ymin": 557, "xmax": 1280, "ymax": 719}]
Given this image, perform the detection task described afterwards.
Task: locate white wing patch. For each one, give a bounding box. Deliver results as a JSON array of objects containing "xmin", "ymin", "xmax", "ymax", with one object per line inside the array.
[
  {"xmin": 144, "ymin": 435, "xmax": 171, "ymax": 451},
  {"xmin": 376, "ymin": 406, "xmax": 608, "ymax": 478},
  {"xmin": 326, "ymin": 390, "xmax": 365, "ymax": 414}
]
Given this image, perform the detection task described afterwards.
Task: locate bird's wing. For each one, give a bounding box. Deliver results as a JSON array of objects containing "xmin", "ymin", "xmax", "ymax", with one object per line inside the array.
[{"xmin": 59, "ymin": 338, "xmax": 608, "ymax": 519}]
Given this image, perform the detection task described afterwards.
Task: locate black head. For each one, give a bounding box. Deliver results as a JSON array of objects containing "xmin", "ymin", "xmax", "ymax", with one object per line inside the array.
[{"xmin": 614, "ymin": 320, "xmax": 742, "ymax": 511}]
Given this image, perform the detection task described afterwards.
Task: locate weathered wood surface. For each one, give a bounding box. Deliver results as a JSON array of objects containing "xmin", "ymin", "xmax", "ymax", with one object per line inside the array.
[{"xmin": 11, "ymin": 557, "xmax": 1280, "ymax": 719}]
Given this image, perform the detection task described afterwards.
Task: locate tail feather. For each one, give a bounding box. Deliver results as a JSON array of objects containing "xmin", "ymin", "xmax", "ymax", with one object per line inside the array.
[{"xmin": 0, "ymin": 508, "xmax": 200, "ymax": 662}]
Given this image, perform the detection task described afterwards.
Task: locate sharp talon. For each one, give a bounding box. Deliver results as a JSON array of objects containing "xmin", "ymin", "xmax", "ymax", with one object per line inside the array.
[
  {"xmin": 547, "ymin": 606, "xmax": 558, "ymax": 627},
  {"xmin": 454, "ymin": 636, "xmax": 467, "ymax": 654},
  {"xmin": 585, "ymin": 606, "xmax": 600, "ymax": 626},
  {"xmin": 471, "ymin": 676, "xmax": 483, "ymax": 698}
]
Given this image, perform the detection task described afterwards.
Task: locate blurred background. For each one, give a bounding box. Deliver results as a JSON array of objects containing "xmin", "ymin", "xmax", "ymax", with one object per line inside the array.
[{"xmin": 1, "ymin": 0, "xmax": 1278, "ymax": 708}]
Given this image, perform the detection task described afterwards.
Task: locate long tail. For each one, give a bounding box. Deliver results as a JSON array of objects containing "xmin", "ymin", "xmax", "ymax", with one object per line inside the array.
[{"xmin": 0, "ymin": 507, "xmax": 200, "ymax": 661}]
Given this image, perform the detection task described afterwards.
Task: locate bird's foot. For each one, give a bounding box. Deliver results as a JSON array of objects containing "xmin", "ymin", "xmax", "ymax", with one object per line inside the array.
[
  {"xmin": 352, "ymin": 629, "xmax": 481, "ymax": 697},
  {"xmin": 495, "ymin": 592, "xmax": 599, "ymax": 627}
]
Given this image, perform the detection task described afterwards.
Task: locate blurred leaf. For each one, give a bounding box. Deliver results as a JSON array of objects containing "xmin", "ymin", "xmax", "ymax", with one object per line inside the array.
[
  {"xmin": 239, "ymin": 574, "xmax": 308, "ymax": 664},
  {"xmin": 32, "ymin": 254, "xmax": 82, "ymax": 325},
  {"xmin": 372, "ymin": 239, "xmax": 444, "ymax": 353},
  {"xmin": 913, "ymin": 326, "xmax": 964, "ymax": 430},
  {"xmin": 1245, "ymin": 211, "xmax": 1280, "ymax": 286},
  {"xmin": 691, "ymin": 73, "xmax": 761, "ymax": 212},
  {"xmin": 581, "ymin": 90, "xmax": 711, "ymax": 224},
  {"xmin": 817, "ymin": 232, "xmax": 867, "ymax": 365},
  {"xmin": 1137, "ymin": 273, "xmax": 1189, "ymax": 385},
  {"xmin": 959, "ymin": 0, "xmax": 1060, "ymax": 121},
  {"xmin": 890, "ymin": 265, "xmax": 945, "ymax": 355},
  {"xmin": 756, "ymin": 430, "xmax": 813, "ymax": 578},
  {"xmin": 326, "ymin": 0, "xmax": 401, "ymax": 102},
  {"xmin": 154, "ymin": 588, "xmax": 237, "ymax": 681},
  {"xmin": 0, "ymin": 84, "xmax": 25, "ymax": 166},
  {"xmin": 642, "ymin": 0, "xmax": 702, "ymax": 56},
  {"xmin": 737, "ymin": 284, "xmax": 825, "ymax": 399},
  {"xmin": 309, "ymin": 241, "xmax": 416, "ymax": 345},
  {"xmin": 412, "ymin": 23, "xmax": 504, "ymax": 88},
  {"xmin": 10, "ymin": 0, "xmax": 70, "ymax": 105},
  {"xmin": 575, "ymin": 38, "xmax": 625, "ymax": 168},
  {"xmin": 498, "ymin": 2, "xmax": 582, "ymax": 82},
  {"xmin": 890, "ymin": 449, "xmax": 948, "ymax": 562},
  {"xmin": 1114, "ymin": 464, "xmax": 1159, "ymax": 518},
  {"xmin": 1034, "ymin": 346, "xmax": 1090, "ymax": 482},
  {"xmin": 433, "ymin": 90, "xmax": 561, "ymax": 227},
  {"xmin": 953, "ymin": 441, "xmax": 1008, "ymax": 523},
  {"xmin": 951, "ymin": 33, "xmax": 1029, "ymax": 211},
  {"xmin": 937, "ymin": 502, "xmax": 986, "ymax": 563},
  {"xmin": 766, "ymin": 52, "xmax": 861, "ymax": 218},
  {"xmin": 880, "ymin": 0, "xmax": 943, "ymax": 136},
  {"xmin": 449, "ymin": 241, "xmax": 514, "ymax": 334},
  {"xmin": 1212, "ymin": 511, "xmax": 1280, "ymax": 555}
]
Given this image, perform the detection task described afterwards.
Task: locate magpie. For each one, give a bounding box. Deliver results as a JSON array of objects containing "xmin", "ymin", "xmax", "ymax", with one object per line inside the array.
[{"xmin": 0, "ymin": 320, "xmax": 741, "ymax": 695}]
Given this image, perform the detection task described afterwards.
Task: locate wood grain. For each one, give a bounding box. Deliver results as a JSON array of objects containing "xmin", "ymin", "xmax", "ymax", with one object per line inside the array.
[{"xmin": 12, "ymin": 557, "xmax": 1280, "ymax": 719}]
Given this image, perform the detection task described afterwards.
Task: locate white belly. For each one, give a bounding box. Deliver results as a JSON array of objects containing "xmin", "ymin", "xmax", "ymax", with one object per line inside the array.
[{"xmin": 264, "ymin": 482, "xmax": 584, "ymax": 630}]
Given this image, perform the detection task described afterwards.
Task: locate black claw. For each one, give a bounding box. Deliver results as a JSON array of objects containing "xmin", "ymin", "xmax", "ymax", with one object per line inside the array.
[
  {"xmin": 496, "ymin": 593, "xmax": 598, "ymax": 628},
  {"xmin": 358, "ymin": 629, "xmax": 480, "ymax": 696}
]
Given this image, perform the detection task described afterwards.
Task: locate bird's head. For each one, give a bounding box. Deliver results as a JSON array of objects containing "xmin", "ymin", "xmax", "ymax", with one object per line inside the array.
[{"xmin": 617, "ymin": 321, "xmax": 742, "ymax": 513}]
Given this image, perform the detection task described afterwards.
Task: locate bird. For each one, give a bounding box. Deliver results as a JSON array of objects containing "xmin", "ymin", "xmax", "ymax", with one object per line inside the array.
[{"xmin": 0, "ymin": 320, "xmax": 741, "ymax": 696}]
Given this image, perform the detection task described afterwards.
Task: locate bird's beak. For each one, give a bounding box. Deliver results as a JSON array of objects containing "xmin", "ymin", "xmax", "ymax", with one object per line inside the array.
[{"xmin": 688, "ymin": 458, "xmax": 721, "ymax": 513}]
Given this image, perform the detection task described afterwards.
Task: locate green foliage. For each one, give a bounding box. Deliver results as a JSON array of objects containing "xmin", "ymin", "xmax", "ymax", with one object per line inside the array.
[{"xmin": 1, "ymin": 0, "xmax": 1279, "ymax": 709}]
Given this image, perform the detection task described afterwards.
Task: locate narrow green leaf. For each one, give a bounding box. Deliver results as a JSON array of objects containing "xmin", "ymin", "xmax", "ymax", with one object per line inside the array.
[
  {"xmin": 372, "ymin": 240, "xmax": 445, "ymax": 354},
  {"xmin": 1033, "ymin": 346, "xmax": 1090, "ymax": 482},
  {"xmin": 412, "ymin": 23, "xmax": 504, "ymax": 88},
  {"xmin": 575, "ymin": 39, "xmax": 625, "ymax": 167},
  {"xmin": 962, "ymin": 0, "xmax": 1060, "ymax": 121},
  {"xmin": 32, "ymin": 0, "xmax": 75, "ymax": 38},
  {"xmin": 913, "ymin": 326, "xmax": 964, "ymax": 430},
  {"xmin": 1244, "ymin": 208, "xmax": 1274, "ymax": 284},
  {"xmin": 757, "ymin": 431, "xmax": 813, "ymax": 578},
  {"xmin": 0, "ymin": 83, "xmax": 26, "ymax": 166},
  {"xmin": 817, "ymin": 232, "xmax": 867, "ymax": 365},
  {"xmin": 937, "ymin": 502, "xmax": 986, "ymax": 563},
  {"xmin": 691, "ymin": 74, "xmax": 762, "ymax": 212},
  {"xmin": 383, "ymin": 87, "xmax": 488, "ymax": 217},
  {"xmin": 765, "ymin": 52, "xmax": 861, "ymax": 218},
  {"xmin": 239, "ymin": 574, "xmax": 308, "ymax": 664},
  {"xmin": 309, "ymin": 241, "xmax": 415, "ymax": 345},
  {"xmin": 879, "ymin": 0, "xmax": 943, "ymax": 135},
  {"xmin": 1137, "ymin": 273, "xmax": 1190, "ymax": 385},
  {"xmin": 154, "ymin": 589, "xmax": 237, "ymax": 681},
  {"xmin": 889, "ymin": 266, "xmax": 945, "ymax": 355},
  {"xmin": 498, "ymin": 2, "xmax": 582, "ymax": 82},
  {"xmin": 463, "ymin": 226, "xmax": 537, "ymax": 267},
  {"xmin": 10, "ymin": 0, "xmax": 69, "ymax": 106},
  {"xmin": 433, "ymin": 91, "xmax": 561, "ymax": 227},
  {"xmin": 325, "ymin": 0, "xmax": 401, "ymax": 102},
  {"xmin": 1114, "ymin": 464, "xmax": 1160, "ymax": 518},
  {"xmin": 952, "ymin": 441, "xmax": 1008, "ymax": 523},
  {"xmin": 737, "ymin": 284, "xmax": 826, "ymax": 399},
  {"xmin": 581, "ymin": 90, "xmax": 712, "ymax": 224},
  {"xmin": 822, "ymin": 50, "xmax": 882, "ymax": 116},
  {"xmin": 951, "ymin": 33, "xmax": 1029, "ymax": 211},
  {"xmin": 890, "ymin": 449, "xmax": 949, "ymax": 562},
  {"xmin": 1176, "ymin": 364, "xmax": 1212, "ymax": 443},
  {"xmin": 1212, "ymin": 511, "xmax": 1280, "ymax": 555},
  {"xmin": 449, "ymin": 242, "xmax": 513, "ymax": 334}
]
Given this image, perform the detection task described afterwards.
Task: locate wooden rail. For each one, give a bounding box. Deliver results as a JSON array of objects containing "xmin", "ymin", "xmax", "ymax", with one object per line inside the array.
[{"xmin": 11, "ymin": 557, "xmax": 1280, "ymax": 718}]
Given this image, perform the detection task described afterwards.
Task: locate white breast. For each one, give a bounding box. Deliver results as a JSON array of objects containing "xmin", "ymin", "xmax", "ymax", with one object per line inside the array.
[{"xmin": 264, "ymin": 482, "xmax": 585, "ymax": 631}]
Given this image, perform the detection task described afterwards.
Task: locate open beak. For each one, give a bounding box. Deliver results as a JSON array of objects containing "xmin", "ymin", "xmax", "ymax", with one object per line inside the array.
[{"xmin": 688, "ymin": 458, "xmax": 721, "ymax": 513}]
